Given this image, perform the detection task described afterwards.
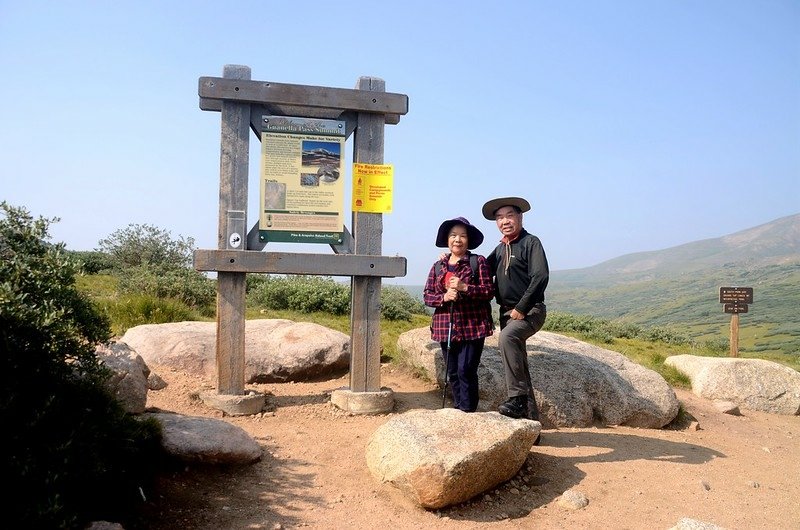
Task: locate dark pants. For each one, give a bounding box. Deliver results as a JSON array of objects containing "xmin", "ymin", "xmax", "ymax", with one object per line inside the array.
[
  {"xmin": 498, "ymin": 304, "xmax": 546, "ymax": 398},
  {"xmin": 441, "ymin": 338, "xmax": 485, "ymax": 412}
]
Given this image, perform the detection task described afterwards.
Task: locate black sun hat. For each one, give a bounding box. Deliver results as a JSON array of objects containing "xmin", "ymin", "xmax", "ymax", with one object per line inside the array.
[
  {"xmin": 481, "ymin": 196, "xmax": 531, "ymax": 220},
  {"xmin": 435, "ymin": 216, "xmax": 484, "ymax": 250}
]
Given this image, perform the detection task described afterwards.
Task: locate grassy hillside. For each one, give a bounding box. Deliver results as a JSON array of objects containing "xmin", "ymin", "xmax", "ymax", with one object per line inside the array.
[
  {"xmin": 547, "ymin": 214, "xmax": 800, "ymax": 359},
  {"xmin": 549, "ymin": 261, "xmax": 800, "ymax": 356}
]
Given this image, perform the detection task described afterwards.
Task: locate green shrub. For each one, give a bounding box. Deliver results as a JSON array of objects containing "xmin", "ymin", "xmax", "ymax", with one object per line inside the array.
[
  {"xmin": 1, "ymin": 202, "xmax": 162, "ymax": 528},
  {"xmin": 117, "ymin": 264, "xmax": 215, "ymax": 314},
  {"xmin": 100, "ymin": 294, "xmax": 202, "ymax": 335},
  {"xmin": 250, "ymin": 275, "xmax": 350, "ymax": 314},
  {"xmin": 288, "ymin": 276, "xmax": 351, "ymax": 314},
  {"xmin": 249, "ymin": 276, "xmax": 428, "ymax": 321},
  {"xmin": 97, "ymin": 223, "xmax": 195, "ymax": 269},
  {"xmin": 544, "ymin": 311, "xmax": 694, "ymax": 346},
  {"xmin": 246, "ymin": 272, "xmax": 271, "ymax": 293},
  {"xmin": 380, "ymin": 285, "xmax": 428, "ymax": 321},
  {"xmin": 68, "ymin": 249, "xmax": 115, "ymax": 274}
]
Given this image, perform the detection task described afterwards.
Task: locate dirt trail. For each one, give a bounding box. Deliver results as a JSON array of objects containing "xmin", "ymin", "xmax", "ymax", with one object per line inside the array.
[{"xmin": 138, "ymin": 363, "xmax": 799, "ymax": 530}]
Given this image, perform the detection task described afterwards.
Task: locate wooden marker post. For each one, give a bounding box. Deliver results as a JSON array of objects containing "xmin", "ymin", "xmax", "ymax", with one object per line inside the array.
[
  {"xmin": 719, "ymin": 287, "xmax": 753, "ymax": 357},
  {"xmin": 729, "ymin": 313, "xmax": 739, "ymax": 357}
]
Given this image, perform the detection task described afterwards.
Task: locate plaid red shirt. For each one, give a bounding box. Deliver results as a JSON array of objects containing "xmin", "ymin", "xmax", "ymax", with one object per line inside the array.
[{"xmin": 423, "ymin": 252, "xmax": 495, "ymax": 342}]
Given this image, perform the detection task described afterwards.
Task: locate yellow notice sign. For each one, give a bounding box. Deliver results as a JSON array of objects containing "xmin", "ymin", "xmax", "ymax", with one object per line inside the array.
[{"xmin": 352, "ymin": 163, "xmax": 393, "ymax": 213}]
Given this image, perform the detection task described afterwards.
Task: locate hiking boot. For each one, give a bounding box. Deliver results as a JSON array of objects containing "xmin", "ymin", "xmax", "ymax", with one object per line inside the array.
[
  {"xmin": 527, "ymin": 396, "xmax": 541, "ymax": 445},
  {"xmin": 527, "ymin": 396, "xmax": 540, "ymax": 421},
  {"xmin": 498, "ymin": 396, "xmax": 528, "ymax": 419}
]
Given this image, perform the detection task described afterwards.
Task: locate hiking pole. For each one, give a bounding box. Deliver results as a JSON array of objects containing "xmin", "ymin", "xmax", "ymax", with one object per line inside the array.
[{"xmin": 442, "ymin": 302, "xmax": 453, "ymax": 408}]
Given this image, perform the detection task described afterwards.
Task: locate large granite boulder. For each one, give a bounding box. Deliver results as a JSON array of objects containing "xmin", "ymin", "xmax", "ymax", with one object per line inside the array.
[
  {"xmin": 144, "ymin": 412, "xmax": 262, "ymax": 465},
  {"xmin": 366, "ymin": 408, "xmax": 539, "ymax": 509},
  {"xmin": 120, "ymin": 319, "xmax": 350, "ymax": 383},
  {"xmin": 399, "ymin": 328, "xmax": 679, "ymax": 428},
  {"xmin": 96, "ymin": 341, "xmax": 151, "ymax": 414},
  {"xmin": 665, "ymin": 355, "xmax": 800, "ymax": 415}
]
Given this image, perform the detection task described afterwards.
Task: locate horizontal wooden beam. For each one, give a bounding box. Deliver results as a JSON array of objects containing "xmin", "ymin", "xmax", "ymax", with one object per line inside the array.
[
  {"xmin": 199, "ymin": 77, "xmax": 408, "ymax": 116},
  {"xmin": 194, "ymin": 249, "xmax": 407, "ymax": 278},
  {"xmin": 200, "ymin": 99, "xmax": 401, "ymax": 125}
]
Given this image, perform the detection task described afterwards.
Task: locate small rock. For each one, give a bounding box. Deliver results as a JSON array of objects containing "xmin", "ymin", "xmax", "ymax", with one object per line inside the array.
[
  {"xmin": 713, "ymin": 400, "xmax": 741, "ymax": 415},
  {"xmin": 669, "ymin": 517, "xmax": 728, "ymax": 529},
  {"xmin": 558, "ymin": 489, "xmax": 589, "ymax": 510}
]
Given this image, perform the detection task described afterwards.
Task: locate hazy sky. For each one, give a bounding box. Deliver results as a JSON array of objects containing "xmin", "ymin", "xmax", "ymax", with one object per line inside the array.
[{"xmin": 1, "ymin": 1, "xmax": 798, "ymax": 285}]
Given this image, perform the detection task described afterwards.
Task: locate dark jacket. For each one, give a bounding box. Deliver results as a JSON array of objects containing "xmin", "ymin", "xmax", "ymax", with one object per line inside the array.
[{"xmin": 486, "ymin": 229, "xmax": 549, "ymax": 315}]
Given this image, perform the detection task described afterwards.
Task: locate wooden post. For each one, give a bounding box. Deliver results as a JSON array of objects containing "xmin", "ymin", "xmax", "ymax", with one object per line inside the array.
[
  {"xmin": 349, "ymin": 76, "xmax": 386, "ymax": 392},
  {"xmin": 216, "ymin": 65, "xmax": 251, "ymax": 395},
  {"xmin": 729, "ymin": 313, "xmax": 739, "ymax": 357}
]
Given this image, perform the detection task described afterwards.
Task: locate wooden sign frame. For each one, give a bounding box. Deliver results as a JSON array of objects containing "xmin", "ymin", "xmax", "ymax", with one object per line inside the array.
[{"xmin": 196, "ymin": 65, "xmax": 409, "ymax": 399}]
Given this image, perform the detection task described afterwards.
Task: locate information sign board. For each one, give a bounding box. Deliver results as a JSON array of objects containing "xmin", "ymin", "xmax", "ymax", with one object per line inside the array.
[
  {"xmin": 259, "ymin": 116, "xmax": 346, "ymax": 244},
  {"xmin": 719, "ymin": 287, "xmax": 753, "ymax": 304}
]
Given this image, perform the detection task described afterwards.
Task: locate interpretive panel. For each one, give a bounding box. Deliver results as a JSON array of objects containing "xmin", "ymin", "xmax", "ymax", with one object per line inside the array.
[{"xmin": 259, "ymin": 116, "xmax": 346, "ymax": 244}]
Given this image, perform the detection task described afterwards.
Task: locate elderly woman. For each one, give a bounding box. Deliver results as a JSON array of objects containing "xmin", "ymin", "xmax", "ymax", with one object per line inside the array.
[{"xmin": 423, "ymin": 217, "xmax": 495, "ymax": 412}]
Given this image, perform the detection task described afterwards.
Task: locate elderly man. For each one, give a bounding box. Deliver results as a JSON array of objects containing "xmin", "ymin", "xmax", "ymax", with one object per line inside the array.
[{"xmin": 482, "ymin": 196, "xmax": 549, "ymax": 425}]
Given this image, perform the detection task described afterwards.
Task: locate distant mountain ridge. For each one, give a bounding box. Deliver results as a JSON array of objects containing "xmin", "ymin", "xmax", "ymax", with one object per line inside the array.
[
  {"xmin": 559, "ymin": 213, "xmax": 800, "ymax": 281},
  {"xmin": 547, "ymin": 213, "xmax": 800, "ymax": 357}
]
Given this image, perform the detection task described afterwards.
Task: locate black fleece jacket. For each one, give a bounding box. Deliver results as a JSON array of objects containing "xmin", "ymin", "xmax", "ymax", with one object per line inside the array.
[{"xmin": 486, "ymin": 228, "xmax": 549, "ymax": 315}]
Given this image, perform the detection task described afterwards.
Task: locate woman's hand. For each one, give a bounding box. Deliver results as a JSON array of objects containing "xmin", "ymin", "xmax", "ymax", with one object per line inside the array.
[
  {"xmin": 443, "ymin": 287, "xmax": 459, "ymax": 303},
  {"xmin": 447, "ymin": 276, "xmax": 466, "ymax": 293}
]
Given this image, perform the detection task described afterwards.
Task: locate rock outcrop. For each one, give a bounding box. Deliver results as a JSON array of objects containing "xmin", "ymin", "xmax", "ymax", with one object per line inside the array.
[{"xmin": 399, "ymin": 328, "xmax": 680, "ymax": 428}]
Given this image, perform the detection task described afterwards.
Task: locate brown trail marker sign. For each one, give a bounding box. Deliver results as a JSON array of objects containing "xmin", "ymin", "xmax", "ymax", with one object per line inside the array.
[
  {"xmin": 719, "ymin": 287, "xmax": 753, "ymax": 357},
  {"xmin": 194, "ymin": 65, "xmax": 409, "ymax": 415}
]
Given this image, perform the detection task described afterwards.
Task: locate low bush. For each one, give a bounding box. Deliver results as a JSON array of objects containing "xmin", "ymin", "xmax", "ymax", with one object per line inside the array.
[
  {"xmin": 249, "ymin": 275, "xmax": 428, "ymax": 321},
  {"xmin": 68, "ymin": 249, "xmax": 116, "ymax": 273},
  {"xmin": 99, "ymin": 294, "xmax": 203, "ymax": 336},
  {"xmin": 117, "ymin": 264, "xmax": 215, "ymax": 315},
  {"xmin": 97, "ymin": 223, "xmax": 194, "ymax": 269},
  {"xmin": 544, "ymin": 311, "xmax": 694, "ymax": 346},
  {"xmin": 1, "ymin": 203, "xmax": 162, "ymax": 528},
  {"xmin": 381, "ymin": 285, "xmax": 428, "ymax": 321},
  {"xmin": 250, "ymin": 275, "xmax": 350, "ymax": 314}
]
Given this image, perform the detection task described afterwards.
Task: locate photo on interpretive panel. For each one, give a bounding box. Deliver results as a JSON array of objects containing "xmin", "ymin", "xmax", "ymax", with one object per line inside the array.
[
  {"xmin": 302, "ymin": 140, "xmax": 341, "ymax": 182},
  {"xmin": 300, "ymin": 173, "xmax": 320, "ymax": 187},
  {"xmin": 264, "ymin": 181, "xmax": 287, "ymax": 209}
]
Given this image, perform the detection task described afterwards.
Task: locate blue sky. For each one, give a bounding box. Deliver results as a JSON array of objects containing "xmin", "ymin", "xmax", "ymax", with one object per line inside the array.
[{"xmin": 1, "ymin": 1, "xmax": 798, "ymax": 285}]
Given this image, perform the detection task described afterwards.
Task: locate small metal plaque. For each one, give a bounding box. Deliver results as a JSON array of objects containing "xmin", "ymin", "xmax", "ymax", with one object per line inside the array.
[{"xmin": 226, "ymin": 210, "xmax": 246, "ymax": 250}]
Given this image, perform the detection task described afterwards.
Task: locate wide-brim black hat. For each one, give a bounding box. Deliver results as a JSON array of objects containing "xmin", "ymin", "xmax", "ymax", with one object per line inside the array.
[
  {"xmin": 482, "ymin": 196, "xmax": 531, "ymax": 220},
  {"xmin": 435, "ymin": 216, "xmax": 484, "ymax": 249}
]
